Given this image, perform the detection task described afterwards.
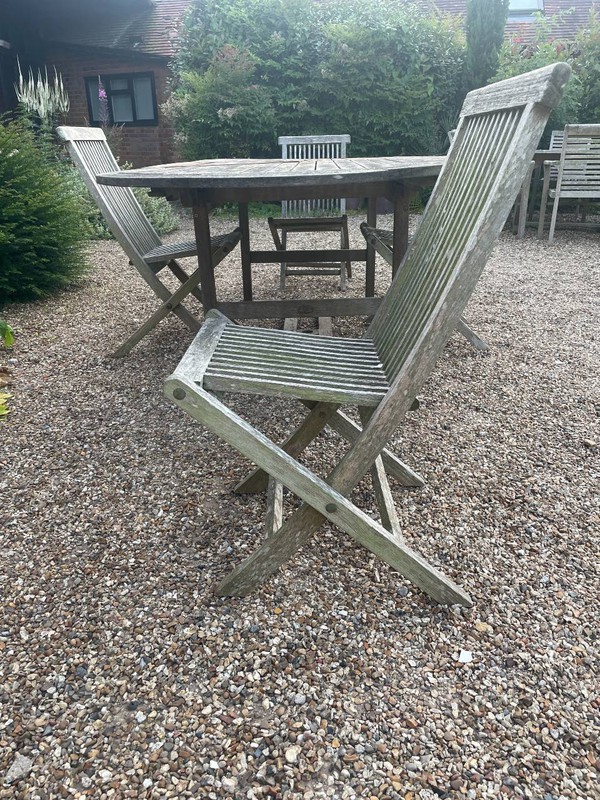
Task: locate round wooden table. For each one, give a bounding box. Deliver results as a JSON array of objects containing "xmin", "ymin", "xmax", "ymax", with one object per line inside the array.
[{"xmin": 98, "ymin": 155, "xmax": 445, "ymax": 320}]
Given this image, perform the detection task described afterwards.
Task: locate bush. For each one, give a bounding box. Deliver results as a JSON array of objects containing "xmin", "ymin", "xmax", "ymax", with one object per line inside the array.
[
  {"xmin": 168, "ymin": 0, "xmax": 466, "ymax": 159},
  {"xmin": 167, "ymin": 45, "xmax": 277, "ymax": 159},
  {"xmin": 574, "ymin": 10, "xmax": 600, "ymax": 123},
  {"xmin": 0, "ymin": 120, "xmax": 89, "ymax": 304},
  {"xmin": 494, "ymin": 14, "xmax": 582, "ymax": 144}
]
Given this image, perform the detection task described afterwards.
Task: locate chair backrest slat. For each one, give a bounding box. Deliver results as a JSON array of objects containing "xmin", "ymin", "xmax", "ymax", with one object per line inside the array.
[
  {"xmin": 279, "ymin": 134, "xmax": 350, "ymax": 218},
  {"xmin": 363, "ymin": 63, "xmax": 570, "ymax": 457},
  {"xmin": 56, "ymin": 126, "xmax": 161, "ymax": 264},
  {"xmin": 555, "ymin": 123, "xmax": 600, "ymax": 195}
]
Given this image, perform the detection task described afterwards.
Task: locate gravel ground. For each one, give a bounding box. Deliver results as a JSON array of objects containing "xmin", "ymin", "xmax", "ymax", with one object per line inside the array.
[{"xmin": 0, "ymin": 215, "xmax": 598, "ymax": 800}]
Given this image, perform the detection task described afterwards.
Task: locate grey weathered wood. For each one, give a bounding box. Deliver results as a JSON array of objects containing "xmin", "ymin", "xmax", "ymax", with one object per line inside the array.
[
  {"xmin": 318, "ymin": 316, "xmax": 333, "ymax": 337},
  {"xmin": 455, "ymin": 319, "xmax": 489, "ymax": 352},
  {"xmin": 234, "ymin": 401, "xmax": 338, "ymax": 494},
  {"xmin": 359, "ymin": 223, "xmax": 488, "ymax": 350},
  {"xmin": 166, "ymin": 374, "xmax": 471, "ymax": 606},
  {"xmin": 359, "ymin": 407, "xmax": 403, "ymax": 540},
  {"xmin": 236, "ymin": 399, "xmax": 424, "ymax": 495},
  {"xmin": 164, "ymin": 63, "xmax": 570, "ymax": 604},
  {"xmin": 274, "ymin": 134, "xmax": 351, "ymax": 289},
  {"xmin": 264, "ymin": 477, "xmax": 284, "ymax": 539},
  {"xmin": 56, "ymin": 125, "xmax": 240, "ymax": 356},
  {"xmin": 98, "ymin": 155, "xmax": 444, "ymax": 193},
  {"xmin": 98, "ymin": 154, "xmax": 443, "ymax": 320},
  {"xmin": 112, "ymin": 230, "xmax": 242, "ymax": 358},
  {"xmin": 537, "ymin": 124, "xmax": 600, "ymax": 241},
  {"xmin": 215, "ymin": 297, "xmax": 382, "ymax": 320}
]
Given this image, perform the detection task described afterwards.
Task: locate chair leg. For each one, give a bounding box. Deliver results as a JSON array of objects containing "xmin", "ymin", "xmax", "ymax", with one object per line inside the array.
[
  {"xmin": 165, "ymin": 375, "xmax": 472, "ymax": 606},
  {"xmin": 538, "ymin": 169, "xmax": 552, "ymax": 238},
  {"xmin": 340, "ymin": 215, "xmax": 350, "ymax": 289},
  {"xmin": 342, "ymin": 217, "xmax": 352, "ymax": 279},
  {"xmin": 456, "ymin": 318, "xmax": 489, "ymax": 351},
  {"xmin": 548, "ymin": 195, "xmax": 560, "ymax": 244},
  {"xmin": 234, "ymin": 401, "xmax": 339, "ymax": 493},
  {"xmin": 264, "ymin": 477, "xmax": 284, "ymax": 539},
  {"xmin": 167, "ymin": 260, "xmax": 204, "ymax": 304},
  {"xmin": 359, "ymin": 408, "xmax": 403, "ymax": 540},
  {"xmin": 235, "ymin": 400, "xmax": 425, "ymax": 494},
  {"xmin": 516, "ymin": 162, "xmax": 534, "ymax": 238},
  {"xmin": 280, "ymin": 229, "xmax": 288, "ymax": 291}
]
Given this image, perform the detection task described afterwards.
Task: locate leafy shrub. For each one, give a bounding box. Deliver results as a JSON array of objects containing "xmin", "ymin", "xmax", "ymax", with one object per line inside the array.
[
  {"xmin": 60, "ymin": 159, "xmax": 180, "ymax": 240},
  {"xmin": 167, "ymin": 45, "xmax": 277, "ymax": 159},
  {"xmin": 0, "ymin": 120, "xmax": 89, "ymax": 304},
  {"xmin": 494, "ymin": 14, "xmax": 582, "ymax": 144},
  {"xmin": 168, "ymin": 0, "xmax": 466, "ymax": 159},
  {"xmin": 574, "ymin": 10, "xmax": 600, "ymax": 123},
  {"xmin": 0, "ymin": 319, "xmax": 13, "ymax": 347}
]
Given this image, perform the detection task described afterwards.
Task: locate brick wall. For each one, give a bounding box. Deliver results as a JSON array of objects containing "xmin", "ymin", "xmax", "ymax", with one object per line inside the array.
[{"xmin": 46, "ymin": 47, "xmax": 179, "ymax": 167}]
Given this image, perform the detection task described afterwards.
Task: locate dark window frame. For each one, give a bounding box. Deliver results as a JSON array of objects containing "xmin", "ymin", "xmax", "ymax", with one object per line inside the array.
[{"xmin": 85, "ymin": 71, "xmax": 158, "ymax": 127}]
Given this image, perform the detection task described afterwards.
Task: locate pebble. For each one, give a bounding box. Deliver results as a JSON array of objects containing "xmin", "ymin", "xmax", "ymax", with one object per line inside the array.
[
  {"xmin": 1, "ymin": 220, "xmax": 598, "ymax": 800},
  {"xmin": 285, "ymin": 746, "xmax": 302, "ymax": 764},
  {"xmin": 3, "ymin": 754, "xmax": 33, "ymax": 785}
]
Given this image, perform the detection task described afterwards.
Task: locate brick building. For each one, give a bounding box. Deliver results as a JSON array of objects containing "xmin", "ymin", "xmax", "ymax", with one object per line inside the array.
[
  {"xmin": 422, "ymin": 0, "xmax": 599, "ymax": 41},
  {"xmin": 0, "ymin": 0, "xmax": 190, "ymax": 166}
]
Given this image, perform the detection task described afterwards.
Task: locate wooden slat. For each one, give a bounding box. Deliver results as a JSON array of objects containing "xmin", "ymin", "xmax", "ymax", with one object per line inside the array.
[
  {"xmin": 166, "ymin": 375, "xmax": 472, "ymax": 606},
  {"xmin": 216, "ymin": 297, "xmax": 382, "ymax": 320}
]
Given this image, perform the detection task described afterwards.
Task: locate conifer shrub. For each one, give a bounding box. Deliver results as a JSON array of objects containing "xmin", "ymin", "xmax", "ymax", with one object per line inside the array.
[{"xmin": 0, "ymin": 120, "xmax": 89, "ymax": 304}]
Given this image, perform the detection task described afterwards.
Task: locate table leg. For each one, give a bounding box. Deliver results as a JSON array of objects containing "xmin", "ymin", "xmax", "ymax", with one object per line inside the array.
[
  {"xmin": 365, "ymin": 197, "xmax": 377, "ymax": 297},
  {"xmin": 192, "ymin": 202, "xmax": 216, "ymax": 312},
  {"xmin": 239, "ymin": 203, "xmax": 253, "ymax": 301},
  {"xmin": 392, "ymin": 188, "xmax": 409, "ymax": 278}
]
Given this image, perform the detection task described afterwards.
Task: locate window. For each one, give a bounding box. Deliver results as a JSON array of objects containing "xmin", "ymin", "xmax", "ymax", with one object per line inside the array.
[
  {"xmin": 85, "ymin": 73, "xmax": 158, "ymax": 126},
  {"xmin": 508, "ymin": 0, "xmax": 544, "ymax": 21}
]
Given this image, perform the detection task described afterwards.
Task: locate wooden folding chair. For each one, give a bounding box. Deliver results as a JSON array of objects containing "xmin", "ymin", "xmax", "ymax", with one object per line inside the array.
[
  {"xmin": 165, "ymin": 64, "xmax": 570, "ymax": 605},
  {"xmin": 537, "ymin": 124, "xmax": 600, "ymax": 242},
  {"xmin": 56, "ymin": 126, "xmax": 241, "ymax": 357},
  {"xmin": 268, "ymin": 135, "xmax": 352, "ymax": 290}
]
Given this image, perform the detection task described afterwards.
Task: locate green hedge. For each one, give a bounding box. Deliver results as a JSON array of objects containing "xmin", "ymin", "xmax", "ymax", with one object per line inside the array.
[
  {"xmin": 0, "ymin": 121, "xmax": 89, "ymax": 304},
  {"xmin": 167, "ymin": 0, "xmax": 466, "ymax": 160}
]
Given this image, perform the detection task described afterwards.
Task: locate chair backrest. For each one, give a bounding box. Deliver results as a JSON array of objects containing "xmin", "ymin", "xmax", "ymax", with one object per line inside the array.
[
  {"xmin": 547, "ymin": 128, "xmax": 565, "ymax": 179},
  {"xmin": 362, "ymin": 64, "xmax": 570, "ymax": 456},
  {"xmin": 56, "ymin": 126, "xmax": 161, "ymax": 267},
  {"xmin": 549, "ymin": 128, "xmax": 564, "ymax": 151},
  {"xmin": 554, "ymin": 123, "xmax": 600, "ymax": 198},
  {"xmin": 278, "ymin": 134, "xmax": 351, "ymax": 217}
]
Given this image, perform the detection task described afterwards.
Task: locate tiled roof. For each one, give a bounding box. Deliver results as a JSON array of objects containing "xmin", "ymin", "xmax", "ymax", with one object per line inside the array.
[
  {"xmin": 421, "ymin": 0, "xmax": 599, "ymax": 42},
  {"xmin": 41, "ymin": 0, "xmax": 191, "ymax": 58}
]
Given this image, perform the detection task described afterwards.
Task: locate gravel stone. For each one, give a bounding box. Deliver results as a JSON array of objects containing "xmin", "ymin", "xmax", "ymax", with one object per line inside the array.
[{"xmin": 0, "ymin": 215, "xmax": 598, "ymax": 799}]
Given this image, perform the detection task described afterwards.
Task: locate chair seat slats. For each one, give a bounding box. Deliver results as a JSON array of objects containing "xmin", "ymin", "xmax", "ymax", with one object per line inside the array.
[
  {"xmin": 203, "ymin": 323, "xmax": 388, "ymax": 406},
  {"xmin": 144, "ymin": 229, "xmax": 242, "ymax": 264}
]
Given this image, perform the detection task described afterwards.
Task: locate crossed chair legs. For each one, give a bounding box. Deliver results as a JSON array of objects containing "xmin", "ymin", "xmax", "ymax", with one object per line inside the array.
[{"xmin": 165, "ymin": 374, "xmax": 473, "ymax": 607}]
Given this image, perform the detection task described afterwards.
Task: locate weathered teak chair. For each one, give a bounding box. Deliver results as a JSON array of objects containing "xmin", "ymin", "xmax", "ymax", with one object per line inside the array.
[
  {"xmin": 538, "ymin": 124, "xmax": 600, "ymax": 241},
  {"xmin": 57, "ymin": 126, "xmax": 241, "ymax": 357},
  {"xmin": 268, "ymin": 135, "xmax": 352, "ymax": 290},
  {"xmin": 165, "ymin": 64, "xmax": 570, "ymax": 606},
  {"xmin": 361, "ymin": 132, "xmax": 488, "ymax": 352}
]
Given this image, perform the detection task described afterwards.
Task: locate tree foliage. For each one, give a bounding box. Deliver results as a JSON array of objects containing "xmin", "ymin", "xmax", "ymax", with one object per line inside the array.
[
  {"xmin": 574, "ymin": 10, "xmax": 600, "ymax": 123},
  {"xmin": 464, "ymin": 0, "xmax": 509, "ymax": 92},
  {"xmin": 494, "ymin": 13, "xmax": 582, "ymax": 144},
  {"xmin": 167, "ymin": 0, "xmax": 466, "ymax": 159},
  {"xmin": 0, "ymin": 120, "xmax": 89, "ymax": 304}
]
